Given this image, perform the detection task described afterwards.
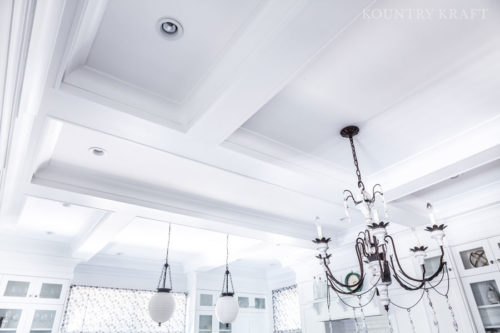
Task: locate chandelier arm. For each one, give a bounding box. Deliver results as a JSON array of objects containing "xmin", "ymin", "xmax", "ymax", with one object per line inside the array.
[
  {"xmin": 325, "ymin": 274, "xmax": 362, "ymax": 295},
  {"xmin": 356, "ymin": 237, "xmax": 368, "ymax": 257},
  {"xmin": 385, "ymin": 235, "xmax": 428, "ymax": 283},
  {"xmin": 322, "ymin": 240, "xmax": 367, "ymax": 290},
  {"xmin": 426, "ymin": 263, "xmax": 450, "ymax": 296},
  {"xmin": 388, "ymin": 258, "xmax": 423, "ymax": 289},
  {"xmin": 344, "ymin": 190, "xmax": 361, "ymax": 205},
  {"xmin": 421, "ymin": 246, "xmax": 446, "ymax": 282},
  {"xmin": 391, "ymin": 266, "xmax": 427, "ymax": 291},
  {"xmin": 323, "ymin": 257, "xmax": 364, "ymax": 290},
  {"xmin": 372, "ymin": 184, "xmax": 384, "ymax": 199}
]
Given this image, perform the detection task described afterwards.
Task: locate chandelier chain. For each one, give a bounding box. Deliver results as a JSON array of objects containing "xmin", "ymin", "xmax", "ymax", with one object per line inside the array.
[{"xmin": 348, "ymin": 135, "xmax": 365, "ymax": 190}]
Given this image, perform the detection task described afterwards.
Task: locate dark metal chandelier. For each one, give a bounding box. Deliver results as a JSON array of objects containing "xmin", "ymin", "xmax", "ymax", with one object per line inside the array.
[{"xmin": 314, "ymin": 125, "xmax": 458, "ymax": 332}]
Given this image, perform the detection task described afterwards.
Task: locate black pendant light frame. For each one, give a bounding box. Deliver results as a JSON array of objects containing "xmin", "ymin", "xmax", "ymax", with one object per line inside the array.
[
  {"xmin": 156, "ymin": 223, "xmax": 173, "ymax": 293},
  {"xmin": 220, "ymin": 234, "xmax": 235, "ymax": 297}
]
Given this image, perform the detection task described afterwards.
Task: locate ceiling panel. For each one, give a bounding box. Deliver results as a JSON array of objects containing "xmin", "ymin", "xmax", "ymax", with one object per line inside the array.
[
  {"xmin": 85, "ymin": 0, "xmax": 264, "ymax": 105},
  {"xmin": 104, "ymin": 217, "xmax": 310, "ymax": 269},
  {"xmin": 233, "ymin": 0, "xmax": 500, "ymax": 175},
  {"xmin": 17, "ymin": 196, "xmax": 106, "ymax": 240}
]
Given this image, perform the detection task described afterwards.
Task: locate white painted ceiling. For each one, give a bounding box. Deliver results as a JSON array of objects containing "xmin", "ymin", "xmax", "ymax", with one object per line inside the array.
[
  {"xmin": 86, "ymin": 0, "xmax": 264, "ymax": 104},
  {"xmin": 236, "ymin": 0, "xmax": 500, "ymax": 174},
  {"xmin": 0, "ymin": 0, "xmax": 499, "ymax": 274}
]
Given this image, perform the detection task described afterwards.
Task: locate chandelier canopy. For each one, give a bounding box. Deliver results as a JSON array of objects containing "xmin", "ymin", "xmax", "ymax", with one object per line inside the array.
[{"xmin": 314, "ymin": 125, "xmax": 457, "ymax": 332}]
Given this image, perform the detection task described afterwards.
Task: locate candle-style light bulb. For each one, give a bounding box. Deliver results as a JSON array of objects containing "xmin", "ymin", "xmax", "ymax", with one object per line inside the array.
[
  {"xmin": 315, "ymin": 216, "xmax": 323, "ymax": 239},
  {"xmin": 343, "ymin": 200, "xmax": 351, "ymax": 223},
  {"xmin": 427, "ymin": 203, "xmax": 437, "ymax": 225}
]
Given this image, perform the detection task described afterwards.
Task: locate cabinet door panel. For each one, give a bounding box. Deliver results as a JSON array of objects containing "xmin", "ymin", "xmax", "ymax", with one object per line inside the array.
[
  {"xmin": 453, "ymin": 240, "xmax": 497, "ymax": 276},
  {"xmin": 463, "ymin": 273, "xmax": 500, "ymax": 332}
]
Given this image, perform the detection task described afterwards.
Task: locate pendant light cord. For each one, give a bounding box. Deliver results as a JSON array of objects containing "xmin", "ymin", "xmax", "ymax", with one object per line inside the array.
[
  {"xmin": 225, "ymin": 234, "xmax": 229, "ymax": 271},
  {"xmin": 165, "ymin": 223, "xmax": 171, "ymax": 264},
  {"xmin": 221, "ymin": 234, "xmax": 235, "ymax": 295}
]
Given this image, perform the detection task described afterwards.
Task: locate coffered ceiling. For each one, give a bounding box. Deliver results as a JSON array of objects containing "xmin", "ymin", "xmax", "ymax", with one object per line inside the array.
[{"xmin": 0, "ymin": 0, "xmax": 499, "ymax": 274}]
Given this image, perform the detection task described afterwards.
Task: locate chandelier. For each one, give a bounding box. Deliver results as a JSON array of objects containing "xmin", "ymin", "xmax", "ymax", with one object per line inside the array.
[{"xmin": 314, "ymin": 126, "xmax": 458, "ymax": 332}]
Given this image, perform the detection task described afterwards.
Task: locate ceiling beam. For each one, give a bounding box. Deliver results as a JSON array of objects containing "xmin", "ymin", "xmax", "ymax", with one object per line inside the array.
[
  {"xmin": 185, "ymin": 0, "xmax": 376, "ymax": 145},
  {"xmin": 26, "ymin": 180, "xmax": 316, "ymax": 248},
  {"xmin": 0, "ymin": 0, "xmax": 66, "ymax": 222},
  {"xmin": 372, "ymin": 116, "xmax": 500, "ymax": 202},
  {"xmin": 72, "ymin": 212, "xmax": 135, "ymax": 261},
  {"xmin": 43, "ymin": 89, "xmax": 349, "ymax": 202}
]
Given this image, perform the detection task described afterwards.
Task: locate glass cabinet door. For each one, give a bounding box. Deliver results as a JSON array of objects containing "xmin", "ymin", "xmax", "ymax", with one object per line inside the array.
[
  {"xmin": 199, "ymin": 314, "xmax": 213, "ymax": 333},
  {"xmin": 0, "ymin": 308, "xmax": 23, "ymax": 333},
  {"xmin": 453, "ymin": 240, "xmax": 497, "ymax": 276},
  {"xmin": 219, "ymin": 322, "xmax": 231, "ymax": 333},
  {"xmin": 3, "ymin": 281, "xmax": 30, "ymax": 298},
  {"xmin": 465, "ymin": 275, "xmax": 500, "ymax": 332},
  {"xmin": 30, "ymin": 309, "xmax": 56, "ymax": 333},
  {"xmin": 38, "ymin": 283, "xmax": 63, "ymax": 300}
]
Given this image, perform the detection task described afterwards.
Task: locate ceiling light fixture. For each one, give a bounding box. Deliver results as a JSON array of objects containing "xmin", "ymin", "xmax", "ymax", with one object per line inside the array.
[
  {"xmin": 215, "ymin": 234, "xmax": 239, "ymax": 326},
  {"xmin": 314, "ymin": 126, "xmax": 458, "ymax": 332},
  {"xmin": 149, "ymin": 223, "xmax": 176, "ymax": 326},
  {"xmin": 158, "ymin": 18, "xmax": 183, "ymax": 40},
  {"xmin": 89, "ymin": 147, "xmax": 106, "ymax": 157}
]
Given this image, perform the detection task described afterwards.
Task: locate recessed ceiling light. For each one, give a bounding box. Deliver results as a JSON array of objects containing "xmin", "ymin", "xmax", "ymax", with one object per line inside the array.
[
  {"xmin": 89, "ymin": 147, "xmax": 106, "ymax": 157},
  {"xmin": 158, "ymin": 18, "xmax": 183, "ymax": 40}
]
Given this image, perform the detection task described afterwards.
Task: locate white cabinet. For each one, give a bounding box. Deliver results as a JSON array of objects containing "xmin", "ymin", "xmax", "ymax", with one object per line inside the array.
[
  {"xmin": 196, "ymin": 312, "xmax": 233, "ymax": 333},
  {"xmin": 0, "ymin": 303, "xmax": 62, "ymax": 333},
  {"xmin": 0, "ymin": 275, "xmax": 68, "ymax": 305},
  {"xmin": 0, "ymin": 275, "xmax": 69, "ymax": 333},
  {"xmin": 197, "ymin": 291, "xmax": 218, "ymax": 309},
  {"xmin": 194, "ymin": 291, "xmax": 268, "ymax": 333},
  {"xmin": 463, "ymin": 273, "xmax": 500, "ymax": 332}
]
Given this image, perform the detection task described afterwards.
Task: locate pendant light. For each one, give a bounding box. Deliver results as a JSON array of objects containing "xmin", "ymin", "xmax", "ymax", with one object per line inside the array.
[
  {"xmin": 215, "ymin": 234, "xmax": 239, "ymax": 325},
  {"xmin": 149, "ymin": 223, "xmax": 176, "ymax": 326}
]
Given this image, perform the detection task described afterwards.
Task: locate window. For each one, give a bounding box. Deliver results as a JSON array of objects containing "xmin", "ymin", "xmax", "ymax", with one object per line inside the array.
[
  {"xmin": 61, "ymin": 286, "xmax": 187, "ymax": 333},
  {"xmin": 272, "ymin": 285, "xmax": 301, "ymax": 333}
]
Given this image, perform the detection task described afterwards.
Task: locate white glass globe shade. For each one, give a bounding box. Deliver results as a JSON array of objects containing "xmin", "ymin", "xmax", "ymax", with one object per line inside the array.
[
  {"xmin": 215, "ymin": 295, "xmax": 239, "ymax": 324},
  {"xmin": 149, "ymin": 291, "xmax": 176, "ymax": 324}
]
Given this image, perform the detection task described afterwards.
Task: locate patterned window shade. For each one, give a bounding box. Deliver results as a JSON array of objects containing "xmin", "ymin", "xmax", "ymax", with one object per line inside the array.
[
  {"xmin": 61, "ymin": 286, "xmax": 187, "ymax": 333},
  {"xmin": 272, "ymin": 285, "xmax": 301, "ymax": 333}
]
